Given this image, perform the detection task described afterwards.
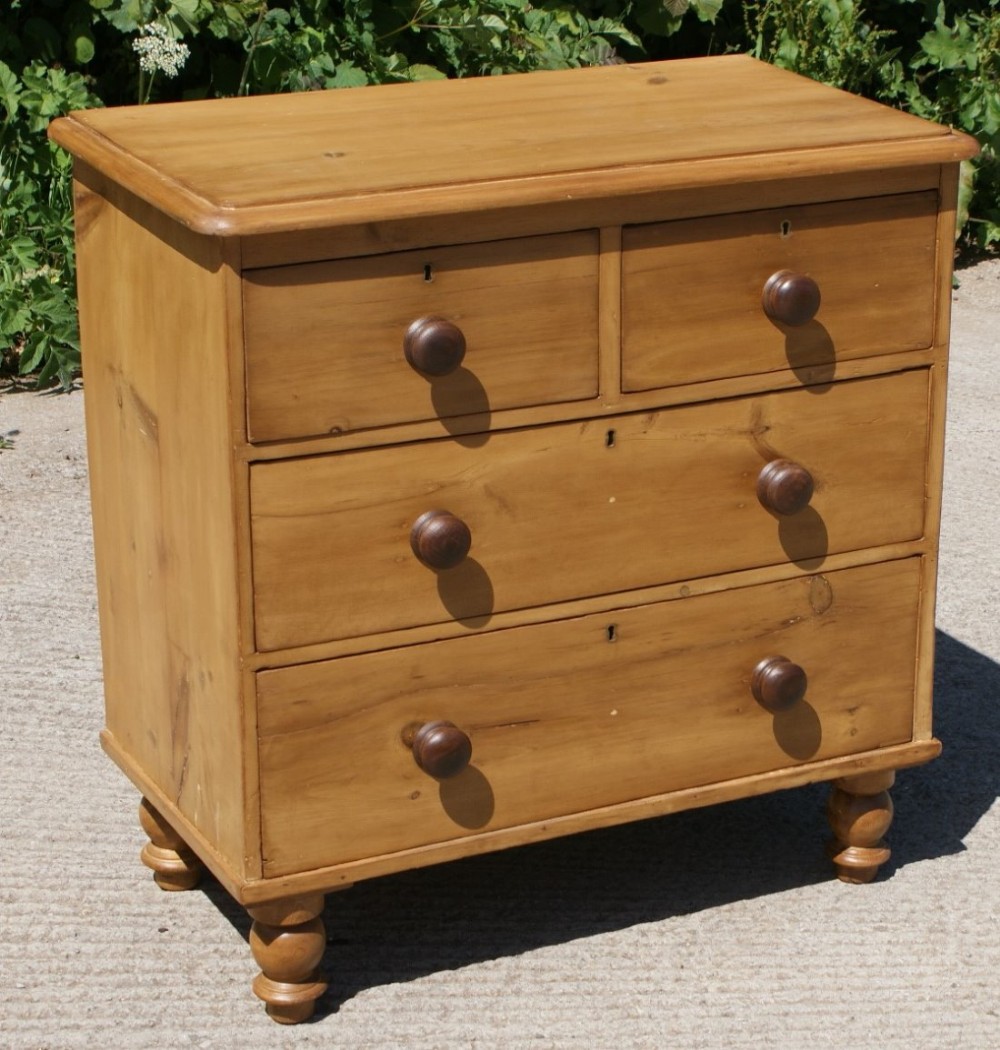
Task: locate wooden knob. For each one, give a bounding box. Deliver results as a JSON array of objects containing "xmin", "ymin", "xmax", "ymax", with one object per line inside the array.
[
  {"xmin": 762, "ymin": 270, "xmax": 821, "ymax": 326},
  {"xmin": 403, "ymin": 316, "xmax": 467, "ymax": 376},
  {"xmin": 410, "ymin": 509, "xmax": 471, "ymax": 570},
  {"xmin": 751, "ymin": 656, "xmax": 808, "ymax": 711},
  {"xmin": 409, "ymin": 721, "xmax": 472, "ymax": 779},
  {"xmin": 757, "ymin": 458, "xmax": 814, "ymax": 516}
]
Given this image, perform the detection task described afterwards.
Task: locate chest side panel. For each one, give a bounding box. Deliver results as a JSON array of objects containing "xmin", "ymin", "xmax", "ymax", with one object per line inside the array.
[{"xmin": 74, "ymin": 171, "xmax": 253, "ymax": 879}]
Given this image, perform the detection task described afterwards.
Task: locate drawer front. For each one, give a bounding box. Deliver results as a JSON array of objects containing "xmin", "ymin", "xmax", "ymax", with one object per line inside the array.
[
  {"xmin": 622, "ymin": 192, "xmax": 937, "ymax": 392},
  {"xmin": 250, "ymin": 369, "xmax": 929, "ymax": 651},
  {"xmin": 244, "ymin": 231, "xmax": 599, "ymax": 442},
  {"xmin": 257, "ymin": 558, "xmax": 921, "ymax": 876}
]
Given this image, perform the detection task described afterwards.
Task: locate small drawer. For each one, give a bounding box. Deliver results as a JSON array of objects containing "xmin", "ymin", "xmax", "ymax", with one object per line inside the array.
[
  {"xmin": 243, "ymin": 231, "xmax": 599, "ymax": 442},
  {"xmin": 256, "ymin": 558, "xmax": 920, "ymax": 876},
  {"xmin": 622, "ymin": 192, "xmax": 938, "ymax": 392},
  {"xmin": 250, "ymin": 369, "xmax": 929, "ymax": 651}
]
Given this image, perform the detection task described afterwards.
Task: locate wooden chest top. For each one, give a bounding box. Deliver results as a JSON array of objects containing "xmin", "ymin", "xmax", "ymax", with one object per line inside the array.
[{"xmin": 48, "ymin": 55, "xmax": 975, "ymax": 235}]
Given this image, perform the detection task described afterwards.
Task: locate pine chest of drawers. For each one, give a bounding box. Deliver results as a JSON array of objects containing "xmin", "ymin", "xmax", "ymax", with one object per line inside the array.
[{"xmin": 50, "ymin": 56, "xmax": 977, "ymax": 1022}]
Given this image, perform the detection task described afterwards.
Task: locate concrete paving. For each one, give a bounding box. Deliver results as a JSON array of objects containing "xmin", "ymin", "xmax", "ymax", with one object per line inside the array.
[{"xmin": 1, "ymin": 257, "xmax": 997, "ymax": 1049}]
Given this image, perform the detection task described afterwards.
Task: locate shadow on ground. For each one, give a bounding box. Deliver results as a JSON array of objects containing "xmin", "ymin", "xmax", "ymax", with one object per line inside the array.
[{"xmin": 201, "ymin": 630, "xmax": 999, "ymax": 1018}]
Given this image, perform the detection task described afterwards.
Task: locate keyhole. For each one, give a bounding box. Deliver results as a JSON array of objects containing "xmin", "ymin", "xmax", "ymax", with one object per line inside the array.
[
  {"xmin": 780, "ymin": 220, "xmax": 792, "ymax": 238},
  {"xmin": 605, "ymin": 429, "xmax": 616, "ymax": 448},
  {"xmin": 423, "ymin": 263, "xmax": 433, "ymax": 282},
  {"xmin": 606, "ymin": 624, "xmax": 617, "ymax": 642}
]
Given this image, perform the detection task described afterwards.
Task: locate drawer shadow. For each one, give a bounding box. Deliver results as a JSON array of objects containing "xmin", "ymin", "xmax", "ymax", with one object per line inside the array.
[
  {"xmin": 781, "ymin": 320, "xmax": 836, "ymax": 392},
  {"xmin": 201, "ymin": 630, "xmax": 997, "ymax": 1019},
  {"xmin": 777, "ymin": 507, "xmax": 829, "ymax": 569},
  {"xmin": 429, "ymin": 367, "xmax": 492, "ymax": 446}
]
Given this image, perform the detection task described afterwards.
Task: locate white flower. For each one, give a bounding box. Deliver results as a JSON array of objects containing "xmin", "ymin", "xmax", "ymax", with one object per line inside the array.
[{"xmin": 133, "ymin": 23, "xmax": 190, "ymax": 78}]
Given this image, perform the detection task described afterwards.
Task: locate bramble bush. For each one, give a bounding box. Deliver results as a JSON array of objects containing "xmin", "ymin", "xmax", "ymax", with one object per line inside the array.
[{"xmin": 1, "ymin": 0, "xmax": 997, "ymax": 388}]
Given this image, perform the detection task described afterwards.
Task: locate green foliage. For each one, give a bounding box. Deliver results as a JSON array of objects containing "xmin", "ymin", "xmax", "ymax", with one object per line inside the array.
[
  {"xmin": 1, "ymin": 0, "xmax": 998, "ymax": 386},
  {"xmin": 902, "ymin": 5, "xmax": 1000, "ymax": 248},
  {"xmin": 737, "ymin": 0, "xmax": 1000, "ymax": 250},
  {"xmin": 1, "ymin": 56, "xmax": 98, "ymax": 388},
  {"xmin": 742, "ymin": 0, "xmax": 902, "ymax": 97},
  {"xmin": 215, "ymin": 1, "xmax": 643, "ymax": 93},
  {"xmin": 634, "ymin": 0, "xmax": 722, "ymax": 38},
  {"xmin": 0, "ymin": 1, "xmax": 646, "ymax": 385}
]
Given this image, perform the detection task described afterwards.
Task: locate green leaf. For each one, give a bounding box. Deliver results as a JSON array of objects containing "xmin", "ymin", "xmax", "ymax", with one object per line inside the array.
[
  {"xmin": 0, "ymin": 60, "xmax": 21, "ymax": 120},
  {"xmin": 478, "ymin": 15, "xmax": 507, "ymax": 33},
  {"xmin": 330, "ymin": 63, "xmax": 368, "ymax": 89},
  {"xmin": 208, "ymin": 3, "xmax": 247, "ymax": 40},
  {"xmin": 170, "ymin": 0, "xmax": 202, "ymax": 21},
  {"xmin": 265, "ymin": 7, "xmax": 291, "ymax": 27},
  {"xmin": 34, "ymin": 351, "xmax": 60, "ymax": 388},
  {"xmin": 70, "ymin": 31, "xmax": 97, "ymax": 64},
  {"xmin": 593, "ymin": 20, "xmax": 642, "ymax": 48},
  {"xmin": 917, "ymin": 18, "xmax": 974, "ymax": 72},
  {"xmin": 552, "ymin": 9, "xmax": 580, "ymax": 31},
  {"xmin": 0, "ymin": 304, "xmax": 31, "ymax": 340},
  {"xmin": 8, "ymin": 235, "xmax": 39, "ymax": 270},
  {"xmin": 101, "ymin": 0, "xmax": 146, "ymax": 33},
  {"xmin": 690, "ymin": 0, "xmax": 722, "ymax": 23},
  {"xmin": 408, "ymin": 63, "xmax": 447, "ymax": 81},
  {"xmin": 18, "ymin": 337, "xmax": 47, "ymax": 375},
  {"xmin": 166, "ymin": 0, "xmax": 204, "ymax": 35},
  {"xmin": 634, "ymin": 0, "xmax": 684, "ymax": 38}
]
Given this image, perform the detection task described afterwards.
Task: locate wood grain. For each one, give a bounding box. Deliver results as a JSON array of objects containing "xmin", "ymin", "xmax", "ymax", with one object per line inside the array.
[
  {"xmin": 238, "ymin": 167, "xmax": 943, "ymax": 269},
  {"xmin": 257, "ymin": 558, "xmax": 921, "ymax": 876},
  {"xmin": 598, "ymin": 225, "xmax": 622, "ymax": 406},
  {"xmin": 239, "ymin": 346, "xmax": 939, "ymax": 464},
  {"xmin": 58, "ymin": 55, "xmax": 966, "ymax": 931},
  {"xmin": 623, "ymin": 193, "xmax": 938, "ymax": 391},
  {"xmin": 138, "ymin": 797, "xmax": 204, "ymax": 891},
  {"xmin": 242, "ymin": 738, "xmax": 940, "ymax": 900},
  {"xmin": 248, "ymin": 894, "xmax": 327, "ymax": 1024},
  {"xmin": 244, "ymin": 231, "xmax": 599, "ymax": 442},
  {"xmin": 827, "ymin": 769, "xmax": 896, "ymax": 882},
  {"xmin": 243, "ymin": 540, "xmax": 927, "ymax": 669},
  {"xmin": 74, "ymin": 167, "xmax": 253, "ymax": 877},
  {"xmin": 250, "ymin": 369, "xmax": 930, "ymax": 651},
  {"xmin": 48, "ymin": 57, "xmax": 976, "ymax": 236},
  {"xmin": 913, "ymin": 163, "xmax": 963, "ymax": 742}
]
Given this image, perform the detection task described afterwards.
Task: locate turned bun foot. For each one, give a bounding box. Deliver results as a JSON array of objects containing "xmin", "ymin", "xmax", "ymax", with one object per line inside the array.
[
  {"xmin": 248, "ymin": 894, "xmax": 328, "ymax": 1024},
  {"xmin": 138, "ymin": 798, "xmax": 204, "ymax": 891},
  {"xmin": 826, "ymin": 770, "xmax": 895, "ymax": 883}
]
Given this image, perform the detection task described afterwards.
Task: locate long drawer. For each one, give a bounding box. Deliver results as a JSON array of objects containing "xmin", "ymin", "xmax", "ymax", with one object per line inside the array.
[
  {"xmin": 622, "ymin": 192, "xmax": 938, "ymax": 392},
  {"xmin": 256, "ymin": 558, "xmax": 921, "ymax": 876},
  {"xmin": 243, "ymin": 230, "xmax": 600, "ymax": 442},
  {"xmin": 250, "ymin": 369, "xmax": 929, "ymax": 651}
]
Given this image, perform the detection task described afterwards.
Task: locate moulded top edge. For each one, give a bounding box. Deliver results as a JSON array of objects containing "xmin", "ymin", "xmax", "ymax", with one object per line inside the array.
[{"xmin": 48, "ymin": 56, "xmax": 979, "ymax": 237}]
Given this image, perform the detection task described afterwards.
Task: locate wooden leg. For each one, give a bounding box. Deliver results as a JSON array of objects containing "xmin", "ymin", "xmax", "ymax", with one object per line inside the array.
[
  {"xmin": 138, "ymin": 797, "xmax": 204, "ymax": 891},
  {"xmin": 826, "ymin": 769, "xmax": 895, "ymax": 884},
  {"xmin": 248, "ymin": 894, "xmax": 328, "ymax": 1025}
]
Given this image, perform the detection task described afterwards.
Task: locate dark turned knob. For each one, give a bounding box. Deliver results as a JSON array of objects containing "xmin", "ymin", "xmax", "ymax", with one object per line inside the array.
[
  {"xmin": 757, "ymin": 458, "xmax": 814, "ymax": 516},
  {"xmin": 408, "ymin": 721, "xmax": 472, "ymax": 779},
  {"xmin": 751, "ymin": 655, "xmax": 808, "ymax": 712},
  {"xmin": 762, "ymin": 270, "xmax": 821, "ymax": 327},
  {"xmin": 403, "ymin": 316, "xmax": 467, "ymax": 376},
  {"xmin": 410, "ymin": 509, "xmax": 471, "ymax": 570}
]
